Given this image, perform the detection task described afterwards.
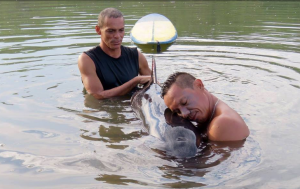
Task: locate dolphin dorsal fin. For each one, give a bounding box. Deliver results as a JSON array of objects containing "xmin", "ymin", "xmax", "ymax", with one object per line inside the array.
[{"xmin": 152, "ymin": 56, "xmax": 158, "ymax": 84}]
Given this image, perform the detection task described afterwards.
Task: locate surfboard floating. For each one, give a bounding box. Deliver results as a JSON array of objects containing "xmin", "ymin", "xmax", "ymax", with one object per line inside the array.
[{"xmin": 130, "ymin": 13, "xmax": 177, "ymax": 45}]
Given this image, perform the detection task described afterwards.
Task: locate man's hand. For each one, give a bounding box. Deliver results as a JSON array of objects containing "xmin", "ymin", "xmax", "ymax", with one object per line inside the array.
[{"xmin": 136, "ymin": 75, "xmax": 151, "ymax": 84}]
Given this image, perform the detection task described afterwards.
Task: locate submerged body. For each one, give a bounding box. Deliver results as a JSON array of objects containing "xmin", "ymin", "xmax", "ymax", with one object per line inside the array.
[{"xmin": 131, "ymin": 58, "xmax": 201, "ymax": 158}]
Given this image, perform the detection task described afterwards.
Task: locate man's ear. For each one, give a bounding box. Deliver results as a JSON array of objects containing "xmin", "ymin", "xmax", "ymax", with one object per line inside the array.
[
  {"xmin": 95, "ymin": 25, "xmax": 101, "ymax": 35},
  {"xmin": 193, "ymin": 79, "xmax": 204, "ymax": 90}
]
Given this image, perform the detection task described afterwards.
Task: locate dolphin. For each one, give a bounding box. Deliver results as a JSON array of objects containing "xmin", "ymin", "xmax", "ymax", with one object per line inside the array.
[{"xmin": 131, "ymin": 57, "xmax": 203, "ymax": 158}]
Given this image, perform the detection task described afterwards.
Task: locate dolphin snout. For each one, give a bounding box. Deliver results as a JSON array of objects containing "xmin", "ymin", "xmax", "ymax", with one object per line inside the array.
[{"xmin": 165, "ymin": 127, "xmax": 198, "ymax": 158}]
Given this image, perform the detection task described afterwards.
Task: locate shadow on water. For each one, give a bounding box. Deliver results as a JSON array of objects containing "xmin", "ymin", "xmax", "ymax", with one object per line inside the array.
[
  {"xmin": 80, "ymin": 125, "xmax": 145, "ymax": 144},
  {"xmin": 95, "ymin": 174, "xmax": 149, "ymax": 186},
  {"xmin": 134, "ymin": 43, "xmax": 174, "ymax": 53},
  {"xmin": 82, "ymin": 91, "xmax": 136, "ymax": 124}
]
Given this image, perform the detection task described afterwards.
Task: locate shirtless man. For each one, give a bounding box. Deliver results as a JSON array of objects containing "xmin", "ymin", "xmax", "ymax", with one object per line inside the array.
[
  {"xmin": 78, "ymin": 8, "xmax": 151, "ymax": 99},
  {"xmin": 161, "ymin": 72, "xmax": 250, "ymax": 141}
]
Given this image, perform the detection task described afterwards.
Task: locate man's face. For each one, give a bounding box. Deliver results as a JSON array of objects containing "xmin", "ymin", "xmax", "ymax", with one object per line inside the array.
[
  {"xmin": 99, "ymin": 17, "xmax": 125, "ymax": 50},
  {"xmin": 163, "ymin": 83, "xmax": 210, "ymax": 123}
]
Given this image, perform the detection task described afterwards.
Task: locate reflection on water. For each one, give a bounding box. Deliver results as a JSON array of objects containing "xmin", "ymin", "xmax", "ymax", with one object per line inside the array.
[
  {"xmin": 134, "ymin": 43, "xmax": 174, "ymax": 53},
  {"xmin": 95, "ymin": 174, "xmax": 149, "ymax": 186},
  {"xmin": 82, "ymin": 94, "xmax": 135, "ymax": 124},
  {"xmin": 81, "ymin": 125, "xmax": 144, "ymax": 143},
  {"xmin": 91, "ymin": 138, "xmax": 260, "ymax": 188},
  {"xmin": 0, "ymin": 0, "xmax": 300, "ymax": 188}
]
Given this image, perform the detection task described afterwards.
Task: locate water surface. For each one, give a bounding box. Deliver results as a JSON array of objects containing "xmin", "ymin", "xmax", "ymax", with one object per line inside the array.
[{"xmin": 1, "ymin": 1, "xmax": 300, "ymax": 188}]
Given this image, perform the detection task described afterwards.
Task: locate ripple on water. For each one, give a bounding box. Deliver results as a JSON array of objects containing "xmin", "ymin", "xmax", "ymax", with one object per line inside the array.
[
  {"xmin": 1, "ymin": 1, "xmax": 300, "ymax": 188},
  {"xmin": 22, "ymin": 130, "xmax": 59, "ymax": 138},
  {"xmin": 0, "ymin": 136, "xmax": 260, "ymax": 187}
]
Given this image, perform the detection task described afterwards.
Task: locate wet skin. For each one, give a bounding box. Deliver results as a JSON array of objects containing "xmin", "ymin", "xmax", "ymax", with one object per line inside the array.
[
  {"xmin": 163, "ymin": 79, "xmax": 250, "ymax": 141},
  {"xmin": 78, "ymin": 15, "xmax": 151, "ymax": 100},
  {"xmin": 163, "ymin": 79, "xmax": 213, "ymax": 124},
  {"xmin": 96, "ymin": 17, "xmax": 125, "ymax": 52}
]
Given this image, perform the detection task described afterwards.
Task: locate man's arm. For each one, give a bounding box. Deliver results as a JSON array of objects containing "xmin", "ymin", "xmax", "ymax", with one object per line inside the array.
[
  {"xmin": 207, "ymin": 105, "xmax": 250, "ymax": 141},
  {"xmin": 138, "ymin": 50, "xmax": 151, "ymax": 75},
  {"xmin": 78, "ymin": 53, "xmax": 150, "ymax": 100}
]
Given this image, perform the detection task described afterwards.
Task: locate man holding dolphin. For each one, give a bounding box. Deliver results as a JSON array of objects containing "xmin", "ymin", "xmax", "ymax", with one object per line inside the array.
[
  {"xmin": 78, "ymin": 8, "xmax": 151, "ymax": 100},
  {"xmin": 161, "ymin": 72, "xmax": 250, "ymax": 142}
]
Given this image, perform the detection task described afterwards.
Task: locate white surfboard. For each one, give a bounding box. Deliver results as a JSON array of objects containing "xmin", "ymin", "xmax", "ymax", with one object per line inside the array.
[{"xmin": 130, "ymin": 13, "xmax": 177, "ymax": 44}]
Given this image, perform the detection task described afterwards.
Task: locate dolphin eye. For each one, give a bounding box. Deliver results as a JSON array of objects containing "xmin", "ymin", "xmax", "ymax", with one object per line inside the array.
[{"xmin": 176, "ymin": 137, "xmax": 186, "ymax": 142}]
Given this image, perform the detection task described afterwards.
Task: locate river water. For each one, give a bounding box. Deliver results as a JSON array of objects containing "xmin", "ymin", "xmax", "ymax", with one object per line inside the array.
[{"xmin": 1, "ymin": 1, "xmax": 300, "ymax": 188}]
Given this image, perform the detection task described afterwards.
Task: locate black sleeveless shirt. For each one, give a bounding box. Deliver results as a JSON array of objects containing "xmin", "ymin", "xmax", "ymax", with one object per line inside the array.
[{"xmin": 84, "ymin": 45, "xmax": 139, "ymax": 90}]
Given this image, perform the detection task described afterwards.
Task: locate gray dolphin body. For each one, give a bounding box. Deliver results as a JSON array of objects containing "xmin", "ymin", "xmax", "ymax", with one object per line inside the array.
[{"xmin": 131, "ymin": 57, "xmax": 201, "ymax": 158}]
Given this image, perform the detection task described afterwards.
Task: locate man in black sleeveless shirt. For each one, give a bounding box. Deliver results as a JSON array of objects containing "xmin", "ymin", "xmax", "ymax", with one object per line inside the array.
[{"xmin": 78, "ymin": 8, "xmax": 151, "ymax": 99}]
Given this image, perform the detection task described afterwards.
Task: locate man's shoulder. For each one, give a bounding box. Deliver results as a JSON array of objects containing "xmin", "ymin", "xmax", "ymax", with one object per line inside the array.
[
  {"xmin": 211, "ymin": 102, "xmax": 245, "ymax": 128},
  {"xmin": 81, "ymin": 46, "xmax": 104, "ymax": 65},
  {"xmin": 79, "ymin": 53, "xmax": 93, "ymax": 62},
  {"xmin": 210, "ymin": 113, "xmax": 240, "ymax": 129},
  {"xmin": 78, "ymin": 53, "xmax": 95, "ymax": 70},
  {"xmin": 207, "ymin": 102, "xmax": 249, "ymax": 141}
]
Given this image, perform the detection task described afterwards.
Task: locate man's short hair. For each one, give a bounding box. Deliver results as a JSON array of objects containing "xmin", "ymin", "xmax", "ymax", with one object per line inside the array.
[
  {"xmin": 98, "ymin": 8, "xmax": 123, "ymax": 28},
  {"xmin": 161, "ymin": 72, "xmax": 196, "ymax": 98}
]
